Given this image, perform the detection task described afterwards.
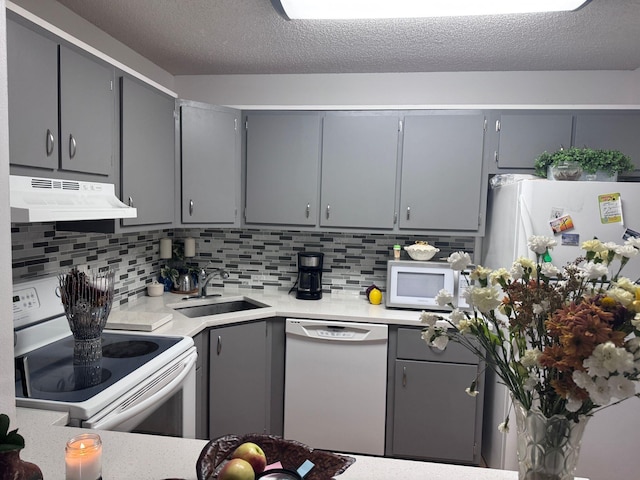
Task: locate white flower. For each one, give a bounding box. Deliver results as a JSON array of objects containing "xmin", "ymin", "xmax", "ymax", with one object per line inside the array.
[
  {"xmin": 449, "ymin": 308, "xmax": 466, "ymax": 325},
  {"xmin": 489, "ymin": 268, "xmax": 511, "ymax": 286},
  {"xmin": 435, "ymin": 289, "xmax": 454, "ymax": 307},
  {"xmin": 420, "ymin": 311, "xmax": 440, "ymax": 327},
  {"xmin": 582, "ymin": 239, "xmax": 607, "ymax": 253},
  {"xmin": 447, "ymin": 251, "xmax": 472, "ymax": 271},
  {"xmin": 540, "ymin": 262, "xmax": 560, "ymax": 278},
  {"xmin": 584, "ymin": 341, "xmax": 635, "ymax": 375},
  {"xmin": 586, "ymin": 376, "xmax": 612, "ymax": 406},
  {"xmin": 431, "ymin": 333, "xmax": 449, "ymax": 350},
  {"xmin": 615, "ymin": 277, "xmax": 637, "ymax": 293},
  {"xmin": 572, "ymin": 370, "xmax": 594, "ymax": 390},
  {"xmin": 470, "ymin": 265, "xmax": 492, "ymax": 281},
  {"xmin": 509, "ymin": 262, "xmax": 525, "ymax": 280},
  {"xmin": 615, "ymin": 244, "xmax": 639, "ymax": 259},
  {"xmin": 608, "ymin": 375, "xmax": 636, "ymax": 400},
  {"xmin": 520, "ymin": 348, "xmax": 542, "ymax": 368},
  {"xmin": 566, "ymin": 396, "xmax": 583, "ymax": 413},
  {"xmin": 497, "ymin": 421, "xmax": 509, "ymax": 433},
  {"xmin": 523, "ymin": 376, "xmax": 538, "ymax": 392},
  {"xmin": 465, "ymin": 387, "xmax": 479, "ymax": 397},
  {"xmin": 607, "ymin": 287, "xmax": 635, "ymax": 307},
  {"xmin": 532, "ymin": 301, "xmax": 550, "ymax": 315},
  {"xmin": 624, "ymin": 237, "xmax": 640, "ymax": 249},
  {"xmin": 633, "ymin": 313, "xmax": 640, "ymax": 330},
  {"xmin": 463, "ymin": 286, "xmax": 502, "ymax": 313},
  {"xmin": 528, "ymin": 235, "xmax": 557, "ymax": 254},
  {"xmin": 457, "ymin": 318, "xmax": 473, "ymax": 334},
  {"xmin": 580, "ymin": 261, "xmax": 609, "ymax": 280}
]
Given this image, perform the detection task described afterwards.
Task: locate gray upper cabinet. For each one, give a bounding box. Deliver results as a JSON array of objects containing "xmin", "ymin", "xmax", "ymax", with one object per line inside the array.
[
  {"xmin": 574, "ymin": 113, "xmax": 640, "ymax": 173},
  {"xmin": 7, "ymin": 19, "xmax": 58, "ymax": 170},
  {"xmin": 7, "ymin": 17, "xmax": 115, "ymax": 179},
  {"xmin": 120, "ymin": 76, "xmax": 175, "ymax": 227},
  {"xmin": 59, "ymin": 46, "xmax": 114, "ymax": 176},
  {"xmin": 181, "ymin": 104, "xmax": 240, "ymax": 225},
  {"xmin": 320, "ymin": 113, "xmax": 399, "ymax": 229},
  {"xmin": 494, "ymin": 112, "xmax": 573, "ymax": 170},
  {"xmin": 245, "ymin": 113, "xmax": 321, "ymax": 226},
  {"xmin": 399, "ymin": 113, "xmax": 486, "ymax": 232}
]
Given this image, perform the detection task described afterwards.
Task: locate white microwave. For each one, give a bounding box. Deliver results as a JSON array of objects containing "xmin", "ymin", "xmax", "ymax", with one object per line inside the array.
[{"xmin": 385, "ymin": 260, "xmax": 469, "ymax": 310}]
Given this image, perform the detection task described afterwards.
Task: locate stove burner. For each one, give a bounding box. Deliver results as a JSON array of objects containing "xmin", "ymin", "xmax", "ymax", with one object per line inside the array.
[
  {"xmin": 102, "ymin": 340, "xmax": 159, "ymax": 358},
  {"xmin": 34, "ymin": 368, "xmax": 112, "ymax": 393}
]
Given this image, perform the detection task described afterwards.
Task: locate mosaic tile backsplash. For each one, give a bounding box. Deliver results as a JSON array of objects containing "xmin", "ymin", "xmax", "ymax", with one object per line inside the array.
[{"xmin": 12, "ymin": 223, "xmax": 476, "ymax": 305}]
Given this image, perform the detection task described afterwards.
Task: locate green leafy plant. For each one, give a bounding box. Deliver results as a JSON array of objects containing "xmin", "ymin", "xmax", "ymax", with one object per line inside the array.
[
  {"xmin": 0, "ymin": 414, "xmax": 25, "ymax": 452},
  {"xmin": 534, "ymin": 147, "xmax": 634, "ymax": 177}
]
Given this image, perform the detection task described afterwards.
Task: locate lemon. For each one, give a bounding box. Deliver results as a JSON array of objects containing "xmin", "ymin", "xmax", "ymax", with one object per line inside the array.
[{"xmin": 369, "ymin": 288, "xmax": 382, "ymax": 305}]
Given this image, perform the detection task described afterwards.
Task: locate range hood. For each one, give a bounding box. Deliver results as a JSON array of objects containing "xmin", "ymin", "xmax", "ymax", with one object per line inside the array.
[{"xmin": 10, "ymin": 175, "xmax": 137, "ymax": 223}]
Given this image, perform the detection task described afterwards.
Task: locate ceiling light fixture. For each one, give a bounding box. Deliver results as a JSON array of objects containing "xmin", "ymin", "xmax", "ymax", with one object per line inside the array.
[{"xmin": 277, "ymin": 0, "xmax": 590, "ymax": 20}]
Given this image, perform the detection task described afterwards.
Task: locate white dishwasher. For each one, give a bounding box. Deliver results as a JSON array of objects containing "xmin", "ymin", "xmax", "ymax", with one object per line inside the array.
[{"xmin": 284, "ymin": 318, "xmax": 388, "ymax": 455}]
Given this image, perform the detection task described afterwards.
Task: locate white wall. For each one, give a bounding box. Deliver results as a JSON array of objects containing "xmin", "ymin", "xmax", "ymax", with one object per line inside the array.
[
  {"xmin": 175, "ymin": 70, "xmax": 640, "ymax": 110},
  {"xmin": 0, "ymin": 0, "xmax": 15, "ymax": 420}
]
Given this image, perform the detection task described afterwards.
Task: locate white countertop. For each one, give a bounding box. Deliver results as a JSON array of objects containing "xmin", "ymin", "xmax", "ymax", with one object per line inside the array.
[
  {"xmin": 112, "ymin": 288, "xmax": 430, "ymax": 337},
  {"xmin": 16, "ymin": 408, "xmax": 589, "ymax": 480}
]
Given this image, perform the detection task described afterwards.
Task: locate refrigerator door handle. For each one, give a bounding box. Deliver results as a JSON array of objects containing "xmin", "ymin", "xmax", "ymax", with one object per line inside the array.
[{"xmin": 518, "ymin": 196, "xmax": 537, "ymax": 261}]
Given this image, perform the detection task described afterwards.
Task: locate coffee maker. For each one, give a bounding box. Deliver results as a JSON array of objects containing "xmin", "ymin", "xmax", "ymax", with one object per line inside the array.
[{"xmin": 295, "ymin": 252, "xmax": 324, "ymax": 300}]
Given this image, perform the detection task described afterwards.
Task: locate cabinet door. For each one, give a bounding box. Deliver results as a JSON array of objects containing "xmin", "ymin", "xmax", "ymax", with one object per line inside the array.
[
  {"xmin": 193, "ymin": 331, "xmax": 209, "ymax": 440},
  {"xmin": 59, "ymin": 46, "xmax": 114, "ymax": 176},
  {"xmin": 399, "ymin": 114, "xmax": 485, "ymax": 231},
  {"xmin": 181, "ymin": 105, "xmax": 239, "ymax": 224},
  {"xmin": 120, "ymin": 76, "xmax": 175, "ymax": 227},
  {"xmin": 209, "ymin": 322, "xmax": 268, "ymax": 438},
  {"xmin": 7, "ymin": 19, "xmax": 59, "ymax": 170},
  {"xmin": 574, "ymin": 113, "xmax": 640, "ymax": 173},
  {"xmin": 320, "ymin": 113, "xmax": 399, "ymax": 229},
  {"xmin": 245, "ymin": 113, "xmax": 321, "ymax": 226},
  {"xmin": 496, "ymin": 113, "xmax": 573, "ymax": 169},
  {"xmin": 392, "ymin": 359, "xmax": 479, "ymax": 463}
]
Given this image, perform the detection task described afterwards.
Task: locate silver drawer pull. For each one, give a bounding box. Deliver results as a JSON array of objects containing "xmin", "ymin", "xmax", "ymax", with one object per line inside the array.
[
  {"xmin": 128, "ymin": 196, "xmax": 133, "ymax": 208},
  {"xmin": 189, "ymin": 199, "xmax": 194, "ymax": 216},
  {"xmin": 326, "ymin": 204, "xmax": 330, "ymax": 220},
  {"xmin": 402, "ymin": 366, "xmax": 407, "ymax": 387},
  {"xmin": 46, "ymin": 129, "xmax": 55, "ymax": 156},
  {"xmin": 69, "ymin": 134, "xmax": 77, "ymax": 158},
  {"xmin": 306, "ymin": 203, "xmax": 310, "ymax": 218},
  {"xmin": 217, "ymin": 335, "xmax": 222, "ymax": 355},
  {"xmin": 406, "ymin": 206, "xmax": 411, "ymax": 221}
]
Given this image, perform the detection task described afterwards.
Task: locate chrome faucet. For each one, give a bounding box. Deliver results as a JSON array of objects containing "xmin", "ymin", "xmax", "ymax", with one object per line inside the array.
[{"xmin": 198, "ymin": 264, "xmax": 229, "ymax": 298}]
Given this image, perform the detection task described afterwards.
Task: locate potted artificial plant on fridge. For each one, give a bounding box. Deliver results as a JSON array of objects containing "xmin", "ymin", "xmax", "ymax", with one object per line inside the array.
[{"xmin": 534, "ymin": 146, "xmax": 634, "ymax": 181}]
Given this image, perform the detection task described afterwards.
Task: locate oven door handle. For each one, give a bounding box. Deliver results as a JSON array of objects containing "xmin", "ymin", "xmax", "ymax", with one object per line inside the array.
[{"xmin": 84, "ymin": 349, "xmax": 197, "ymax": 432}]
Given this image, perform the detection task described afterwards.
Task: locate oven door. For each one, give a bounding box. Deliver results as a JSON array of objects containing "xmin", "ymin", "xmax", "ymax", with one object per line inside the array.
[{"xmin": 82, "ymin": 347, "xmax": 196, "ymax": 437}]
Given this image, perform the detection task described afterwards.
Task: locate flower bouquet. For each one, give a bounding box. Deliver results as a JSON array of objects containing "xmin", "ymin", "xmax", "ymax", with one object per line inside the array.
[{"xmin": 421, "ymin": 235, "xmax": 640, "ymax": 480}]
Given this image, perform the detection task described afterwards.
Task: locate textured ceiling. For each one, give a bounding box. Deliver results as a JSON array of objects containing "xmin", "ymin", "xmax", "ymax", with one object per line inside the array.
[{"xmin": 54, "ymin": 0, "xmax": 640, "ymax": 75}]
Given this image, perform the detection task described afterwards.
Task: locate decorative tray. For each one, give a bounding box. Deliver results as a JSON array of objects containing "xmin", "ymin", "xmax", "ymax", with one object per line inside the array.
[{"xmin": 196, "ymin": 434, "xmax": 355, "ymax": 480}]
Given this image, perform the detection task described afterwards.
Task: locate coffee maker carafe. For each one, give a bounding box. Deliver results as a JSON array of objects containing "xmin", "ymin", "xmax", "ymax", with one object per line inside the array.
[{"xmin": 295, "ymin": 252, "xmax": 324, "ymax": 300}]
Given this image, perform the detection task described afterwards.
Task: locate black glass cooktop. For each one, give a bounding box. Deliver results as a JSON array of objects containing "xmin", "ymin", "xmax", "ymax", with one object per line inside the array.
[{"xmin": 15, "ymin": 332, "xmax": 180, "ymax": 403}]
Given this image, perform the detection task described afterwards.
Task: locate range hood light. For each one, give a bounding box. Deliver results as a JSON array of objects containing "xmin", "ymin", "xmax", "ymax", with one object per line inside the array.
[{"xmin": 277, "ymin": 0, "xmax": 590, "ymax": 19}]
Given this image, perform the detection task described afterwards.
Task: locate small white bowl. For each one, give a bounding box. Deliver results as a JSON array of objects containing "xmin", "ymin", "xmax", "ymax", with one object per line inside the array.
[
  {"xmin": 404, "ymin": 243, "xmax": 439, "ymax": 261},
  {"xmin": 147, "ymin": 282, "xmax": 164, "ymax": 297}
]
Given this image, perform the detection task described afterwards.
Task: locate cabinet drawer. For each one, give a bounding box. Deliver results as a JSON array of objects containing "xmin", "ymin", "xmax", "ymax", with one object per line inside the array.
[{"xmin": 397, "ymin": 327, "xmax": 478, "ymax": 364}]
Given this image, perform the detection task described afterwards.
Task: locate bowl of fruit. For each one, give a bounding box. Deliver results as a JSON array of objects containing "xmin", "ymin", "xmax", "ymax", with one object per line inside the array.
[
  {"xmin": 197, "ymin": 434, "xmax": 355, "ymax": 480},
  {"xmin": 404, "ymin": 241, "xmax": 439, "ymax": 261}
]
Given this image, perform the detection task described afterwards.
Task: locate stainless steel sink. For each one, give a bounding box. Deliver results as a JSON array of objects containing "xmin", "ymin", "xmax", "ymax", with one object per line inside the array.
[{"xmin": 173, "ymin": 297, "xmax": 270, "ymax": 318}]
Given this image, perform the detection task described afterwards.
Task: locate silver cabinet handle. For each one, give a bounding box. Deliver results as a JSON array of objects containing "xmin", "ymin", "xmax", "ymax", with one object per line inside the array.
[
  {"xmin": 495, "ymin": 119, "xmax": 501, "ymax": 132},
  {"xmin": 306, "ymin": 203, "xmax": 310, "ymax": 218},
  {"xmin": 406, "ymin": 206, "xmax": 411, "ymax": 220},
  {"xmin": 128, "ymin": 196, "xmax": 133, "ymax": 208},
  {"xmin": 326, "ymin": 204, "xmax": 330, "ymax": 220},
  {"xmin": 69, "ymin": 134, "xmax": 76, "ymax": 158},
  {"xmin": 402, "ymin": 366, "xmax": 407, "ymax": 387},
  {"xmin": 393, "ymin": 212, "xmax": 398, "ymax": 224},
  {"xmin": 189, "ymin": 199, "xmax": 194, "ymax": 216},
  {"xmin": 217, "ymin": 335, "xmax": 222, "ymax": 355},
  {"xmin": 46, "ymin": 129, "xmax": 55, "ymax": 156}
]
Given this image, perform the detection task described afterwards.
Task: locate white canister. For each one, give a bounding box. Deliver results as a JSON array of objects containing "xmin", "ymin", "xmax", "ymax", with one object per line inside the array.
[{"xmin": 147, "ymin": 281, "xmax": 164, "ymax": 297}]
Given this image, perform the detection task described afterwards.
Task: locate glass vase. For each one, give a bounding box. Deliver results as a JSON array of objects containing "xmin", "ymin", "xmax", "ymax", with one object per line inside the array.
[{"xmin": 513, "ymin": 400, "xmax": 589, "ymax": 480}]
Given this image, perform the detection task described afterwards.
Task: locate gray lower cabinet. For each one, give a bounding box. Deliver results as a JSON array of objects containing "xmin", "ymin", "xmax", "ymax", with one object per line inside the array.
[
  {"xmin": 574, "ymin": 112, "xmax": 640, "ymax": 174},
  {"xmin": 194, "ymin": 330, "xmax": 210, "ymax": 440},
  {"xmin": 492, "ymin": 112, "xmax": 573, "ymax": 171},
  {"xmin": 320, "ymin": 113, "xmax": 399, "ymax": 229},
  {"xmin": 244, "ymin": 112, "xmax": 321, "ymax": 226},
  {"xmin": 399, "ymin": 113, "xmax": 486, "ymax": 233},
  {"xmin": 209, "ymin": 321, "xmax": 269, "ymax": 439},
  {"xmin": 388, "ymin": 327, "xmax": 484, "ymax": 465},
  {"xmin": 181, "ymin": 103, "xmax": 240, "ymax": 225},
  {"xmin": 120, "ymin": 76, "xmax": 175, "ymax": 227}
]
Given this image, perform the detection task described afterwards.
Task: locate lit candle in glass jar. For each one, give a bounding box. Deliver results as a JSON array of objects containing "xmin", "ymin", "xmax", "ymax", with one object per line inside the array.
[{"xmin": 65, "ymin": 433, "xmax": 102, "ymax": 480}]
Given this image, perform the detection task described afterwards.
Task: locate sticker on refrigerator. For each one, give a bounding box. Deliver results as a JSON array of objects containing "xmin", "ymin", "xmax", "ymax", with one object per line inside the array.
[
  {"xmin": 598, "ymin": 193, "xmax": 623, "ymax": 224},
  {"xmin": 561, "ymin": 233, "xmax": 580, "ymax": 246},
  {"xmin": 550, "ymin": 215, "xmax": 574, "ymax": 234},
  {"xmin": 623, "ymin": 228, "xmax": 640, "ymax": 241}
]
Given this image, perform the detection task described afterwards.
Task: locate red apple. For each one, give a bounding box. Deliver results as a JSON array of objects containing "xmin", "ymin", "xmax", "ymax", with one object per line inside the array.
[
  {"xmin": 218, "ymin": 458, "xmax": 255, "ymax": 480},
  {"xmin": 231, "ymin": 442, "xmax": 267, "ymax": 474}
]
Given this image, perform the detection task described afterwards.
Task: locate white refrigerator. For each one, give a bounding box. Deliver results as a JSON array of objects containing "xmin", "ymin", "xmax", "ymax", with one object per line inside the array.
[{"xmin": 481, "ymin": 178, "xmax": 640, "ymax": 480}]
